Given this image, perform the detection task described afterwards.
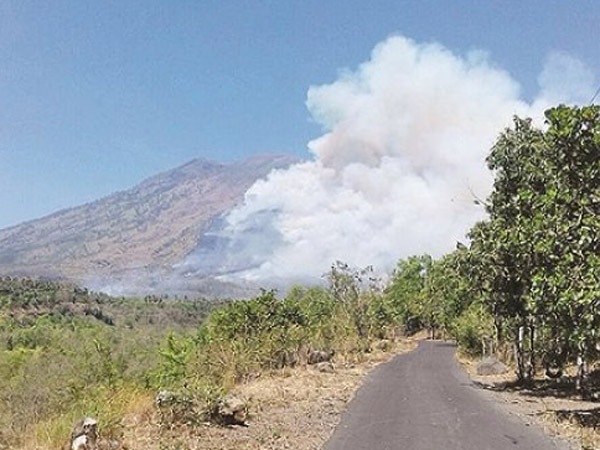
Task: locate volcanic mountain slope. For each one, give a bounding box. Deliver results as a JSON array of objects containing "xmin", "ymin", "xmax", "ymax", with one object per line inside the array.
[{"xmin": 0, "ymin": 154, "xmax": 296, "ymax": 290}]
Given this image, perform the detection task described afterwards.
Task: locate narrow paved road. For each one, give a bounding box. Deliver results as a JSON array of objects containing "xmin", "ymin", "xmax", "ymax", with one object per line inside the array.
[{"xmin": 325, "ymin": 341, "xmax": 569, "ymax": 450}]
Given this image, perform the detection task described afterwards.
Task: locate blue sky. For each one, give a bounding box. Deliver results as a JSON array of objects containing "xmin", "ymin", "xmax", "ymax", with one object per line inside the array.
[{"xmin": 0, "ymin": 0, "xmax": 598, "ymax": 229}]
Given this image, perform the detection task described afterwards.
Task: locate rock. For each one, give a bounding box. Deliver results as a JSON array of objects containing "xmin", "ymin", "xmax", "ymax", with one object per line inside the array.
[
  {"xmin": 315, "ymin": 361, "xmax": 335, "ymax": 373},
  {"xmin": 70, "ymin": 417, "xmax": 98, "ymax": 450},
  {"xmin": 155, "ymin": 389, "xmax": 196, "ymax": 424},
  {"xmin": 155, "ymin": 389, "xmax": 177, "ymax": 407},
  {"xmin": 103, "ymin": 440, "xmax": 122, "ymax": 450},
  {"xmin": 213, "ymin": 395, "xmax": 248, "ymax": 426},
  {"xmin": 545, "ymin": 366, "xmax": 563, "ymax": 379},
  {"xmin": 476, "ymin": 357, "xmax": 508, "ymax": 376},
  {"xmin": 308, "ymin": 349, "xmax": 334, "ymax": 365},
  {"xmin": 373, "ymin": 339, "xmax": 391, "ymax": 351}
]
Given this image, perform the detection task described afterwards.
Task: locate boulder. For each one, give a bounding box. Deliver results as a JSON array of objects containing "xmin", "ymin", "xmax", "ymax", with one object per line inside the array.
[
  {"xmin": 155, "ymin": 389, "xmax": 196, "ymax": 424},
  {"xmin": 155, "ymin": 389, "xmax": 178, "ymax": 407},
  {"xmin": 315, "ymin": 361, "xmax": 335, "ymax": 373},
  {"xmin": 476, "ymin": 357, "xmax": 508, "ymax": 376},
  {"xmin": 308, "ymin": 349, "xmax": 334, "ymax": 365},
  {"xmin": 103, "ymin": 440, "xmax": 122, "ymax": 450},
  {"xmin": 69, "ymin": 417, "xmax": 98, "ymax": 450},
  {"xmin": 373, "ymin": 339, "xmax": 392, "ymax": 352},
  {"xmin": 213, "ymin": 395, "xmax": 248, "ymax": 426}
]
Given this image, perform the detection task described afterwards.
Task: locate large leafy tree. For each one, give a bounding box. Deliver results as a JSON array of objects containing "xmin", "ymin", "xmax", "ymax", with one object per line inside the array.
[
  {"xmin": 530, "ymin": 106, "xmax": 600, "ymax": 388},
  {"xmin": 468, "ymin": 105, "xmax": 600, "ymax": 387},
  {"xmin": 385, "ymin": 255, "xmax": 432, "ymax": 334},
  {"xmin": 468, "ymin": 116, "xmax": 545, "ymax": 380}
]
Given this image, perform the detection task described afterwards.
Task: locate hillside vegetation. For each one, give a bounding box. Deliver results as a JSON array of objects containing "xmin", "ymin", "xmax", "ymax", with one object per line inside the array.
[
  {"xmin": 0, "ymin": 264, "xmax": 425, "ymax": 449},
  {"xmin": 2, "ymin": 105, "xmax": 599, "ymax": 449},
  {"xmin": 0, "ymin": 278, "xmax": 220, "ymax": 449}
]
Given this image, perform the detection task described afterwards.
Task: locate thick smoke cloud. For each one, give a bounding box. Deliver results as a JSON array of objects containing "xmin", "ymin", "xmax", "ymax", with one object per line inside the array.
[{"xmin": 215, "ymin": 36, "xmax": 595, "ymax": 282}]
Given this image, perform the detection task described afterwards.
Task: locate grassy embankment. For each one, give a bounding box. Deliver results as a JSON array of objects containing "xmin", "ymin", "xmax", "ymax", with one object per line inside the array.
[
  {"xmin": 0, "ymin": 264, "xmax": 414, "ymax": 450},
  {"xmin": 0, "ymin": 277, "xmax": 218, "ymax": 449}
]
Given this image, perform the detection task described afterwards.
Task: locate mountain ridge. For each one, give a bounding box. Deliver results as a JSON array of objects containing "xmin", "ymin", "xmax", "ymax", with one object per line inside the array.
[{"xmin": 0, "ymin": 153, "xmax": 298, "ymax": 295}]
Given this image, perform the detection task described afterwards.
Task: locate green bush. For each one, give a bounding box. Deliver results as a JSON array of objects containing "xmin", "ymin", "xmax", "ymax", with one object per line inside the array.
[{"xmin": 450, "ymin": 303, "xmax": 495, "ymax": 356}]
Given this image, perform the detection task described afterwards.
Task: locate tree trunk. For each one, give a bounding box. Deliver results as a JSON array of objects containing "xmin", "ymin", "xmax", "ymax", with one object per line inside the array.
[
  {"xmin": 515, "ymin": 325, "xmax": 527, "ymax": 381},
  {"xmin": 576, "ymin": 347, "xmax": 588, "ymax": 394},
  {"xmin": 494, "ymin": 315, "xmax": 502, "ymax": 354},
  {"xmin": 527, "ymin": 323, "xmax": 536, "ymax": 379}
]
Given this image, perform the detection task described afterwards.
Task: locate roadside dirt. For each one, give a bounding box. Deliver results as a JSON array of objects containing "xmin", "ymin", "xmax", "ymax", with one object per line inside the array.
[
  {"xmin": 461, "ymin": 356, "xmax": 600, "ymax": 450},
  {"xmin": 120, "ymin": 339, "xmax": 416, "ymax": 450}
]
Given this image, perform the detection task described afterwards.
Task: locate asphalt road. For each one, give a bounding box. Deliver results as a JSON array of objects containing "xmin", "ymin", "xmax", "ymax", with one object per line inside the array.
[{"xmin": 325, "ymin": 340, "xmax": 570, "ymax": 450}]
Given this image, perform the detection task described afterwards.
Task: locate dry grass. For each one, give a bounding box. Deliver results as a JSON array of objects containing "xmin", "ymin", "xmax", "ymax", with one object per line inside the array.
[
  {"xmin": 14, "ymin": 387, "xmax": 154, "ymax": 450},
  {"xmin": 119, "ymin": 339, "xmax": 416, "ymax": 450},
  {"xmin": 460, "ymin": 355, "xmax": 600, "ymax": 450}
]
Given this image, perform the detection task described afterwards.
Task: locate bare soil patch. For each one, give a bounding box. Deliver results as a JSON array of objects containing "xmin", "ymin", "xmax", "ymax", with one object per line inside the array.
[
  {"xmin": 461, "ymin": 355, "xmax": 600, "ymax": 450},
  {"xmin": 120, "ymin": 339, "xmax": 416, "ymax": 450}
]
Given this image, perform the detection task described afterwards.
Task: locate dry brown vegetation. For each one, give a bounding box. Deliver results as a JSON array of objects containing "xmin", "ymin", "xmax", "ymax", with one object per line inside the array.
[
  {"xmin": 119, "ymin": 340, "xmax": 416, "ymax": 450},
  {"xmin": 1, "ymin": 266, "xmax": 422, "ymax": 450}
]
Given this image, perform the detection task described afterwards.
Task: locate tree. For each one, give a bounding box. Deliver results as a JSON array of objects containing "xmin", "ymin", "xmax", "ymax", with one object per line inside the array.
[
  {"xmin": 467, "ymin": 116, "xmax": 545, "ymax": 380},
  {"xmin": 467, "ymin": 105, "xmax": 600, "ymax": 388},
  {"xmin": 385, "ymin": 255, "xmax": 432, "ymax": 335},
  {"xmin": 529, "ymin": 105, "xmax": 600, "ymax": 390},
  {"xmin": 423, "ymin": 247, "xmax": 472, "ymax": 341}
]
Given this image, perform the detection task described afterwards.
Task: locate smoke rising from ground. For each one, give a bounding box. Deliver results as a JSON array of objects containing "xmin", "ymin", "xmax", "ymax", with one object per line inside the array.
[{"xmin": 214, "ymin": 36, "xmax": 595, "ymax": 282}]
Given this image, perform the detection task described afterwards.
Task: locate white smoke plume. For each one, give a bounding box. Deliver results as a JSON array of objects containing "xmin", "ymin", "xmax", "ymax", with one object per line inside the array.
[{"xmin": 215, "ymin": 36, "xmax": 595, "ymax": 282}]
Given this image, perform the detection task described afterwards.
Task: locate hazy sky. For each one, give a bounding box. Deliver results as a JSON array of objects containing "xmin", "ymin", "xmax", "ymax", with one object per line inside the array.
[{"xmin": 1, "ymin": 0, "xmax": 598, "ymax": 229}]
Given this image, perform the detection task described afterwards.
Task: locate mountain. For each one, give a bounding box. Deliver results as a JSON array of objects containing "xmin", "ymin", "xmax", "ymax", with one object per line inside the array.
[{"xmin": 0, "ymin": 154, "xmax": 297, "ymax": 296}]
